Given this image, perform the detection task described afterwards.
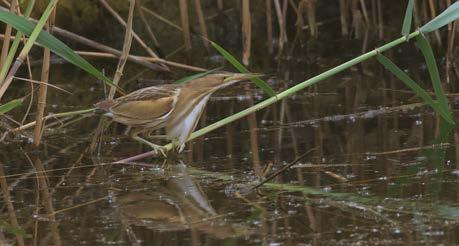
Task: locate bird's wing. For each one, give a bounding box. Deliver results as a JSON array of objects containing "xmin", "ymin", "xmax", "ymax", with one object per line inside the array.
[{"xmin": 110, "ymin": 85, "xmax": 180, "ymax": 120}]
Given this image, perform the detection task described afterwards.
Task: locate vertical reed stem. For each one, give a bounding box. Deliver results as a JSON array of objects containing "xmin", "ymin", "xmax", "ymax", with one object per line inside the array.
[
  {"xmin": 266, "ymin": 0, "xmax": 273, "ymax": 53},
  {"xmin": 306, "ymin": 0, "xmax": 318, "ymax": 37},
  {"xmin": 0, "ymin": 0, "xmax": 18, "ymax": 68},
  {"xmin": 274, "ymin": 0, "xmax": 287, "ymax": 52},
  {"xmin": 242, "ymin": 0, "xmax": 251, "ymax": 65},
  {"xmin": 179, "ymin": 0, "xmax": 192, "ymax": 53},
  {"xmin": 193, "ymin": 0, "xmax": 210, "ymax": 50},
  {"xmin": 109, "ymin": 0, "xmax": 135, "ymax": 100},
  {"xmin": 217, "ymin": 0, "xmax": 223, "ymax": 11},
  {"xmin": 33, "ymin": 9, "xmax": 56, "ymax": 147}
]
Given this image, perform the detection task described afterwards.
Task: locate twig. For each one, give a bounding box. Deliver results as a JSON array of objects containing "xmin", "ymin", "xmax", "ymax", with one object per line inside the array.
[
  {"xmin": 97, "ymin": 0, "xmax": 166, "ymax": 71},
  {"xmin": 10, "ymin": 108, "xmax": 95, "ymax": 133},
  {"xmin": 141, "ymin": 6, "xmax": 182, "ymax": 31},
  {"xmin": 135, "ymin": 0, "xmax": 162, "ymax": 54},
  {"xmin": 252, "ymin": 150, "xmax": 313, "ymax": 190},
  {"xmin": 75, "ymin": 51, "xmax": 207, "ymax": 72},
  {"xmin": 109, "ymin": 0, "xmax": 134, "ymax": 99}
]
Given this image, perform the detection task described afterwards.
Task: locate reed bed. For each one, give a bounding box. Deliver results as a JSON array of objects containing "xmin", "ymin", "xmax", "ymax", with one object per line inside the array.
[{"xmin": 0, "ymin": 0, "xmax": 456, "ymax": 155}]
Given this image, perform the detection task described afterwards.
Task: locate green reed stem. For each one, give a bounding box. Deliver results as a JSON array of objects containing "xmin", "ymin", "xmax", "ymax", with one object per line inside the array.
[
  {"xmin": 0, "ymin": 0, "xmax": 36, "ymax": 85},
  {"xmin": 163, "ymin": 30, "xmax": 422, "ymax": 151}
]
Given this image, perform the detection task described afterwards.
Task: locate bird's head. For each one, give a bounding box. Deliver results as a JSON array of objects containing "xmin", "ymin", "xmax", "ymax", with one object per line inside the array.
[
  {"xmin": 222, "ymin": 73, "xmax": 263, "ymax": 83},
  {"xmin": 183, "ymin": 72, "xmax": 263, "ymax": 92}
]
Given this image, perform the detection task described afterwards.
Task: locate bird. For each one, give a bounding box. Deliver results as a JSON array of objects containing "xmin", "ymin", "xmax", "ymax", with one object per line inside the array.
[{"xmin": 95, "ymin": 72, "xmax": 260, "ymax": 156}]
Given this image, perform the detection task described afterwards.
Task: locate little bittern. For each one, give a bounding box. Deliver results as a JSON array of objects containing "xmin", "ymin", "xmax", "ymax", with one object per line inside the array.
[{"xmin": 95, "ymin": 72, "xmax": 259, "ymax": 155}]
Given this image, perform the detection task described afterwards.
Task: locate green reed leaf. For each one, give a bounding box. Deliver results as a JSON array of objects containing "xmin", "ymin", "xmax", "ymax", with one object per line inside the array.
[
  {"xmin": 376, "ymin": 53, "xmax": 454, "ymax": 125},
  {"xmin": 420, "ymin": 1, "xmax": 459, "ymax": 33},
  {"xmin": 0, "ymin": 98, "xmax": 23, "ymax": 115},
  {"xmin": 416, "ymin": 34, "xmax": 451, "ymax": 115},
  {"xmin": 402, "ymin": 0, "xmax": 415, "ymax": 36},
  {"xmin": 0, "ymin": 10, "xmax": 124, "ymax": 94},
  {"xmin": 210, "ymin": 41, "xmax": 276, "ymax": 97}
]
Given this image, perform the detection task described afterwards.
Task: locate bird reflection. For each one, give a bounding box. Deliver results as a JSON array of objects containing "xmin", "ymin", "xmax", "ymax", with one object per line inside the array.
[{"xmin": 114, "ymin": 162, "xmax": 249, "ymax": 239}]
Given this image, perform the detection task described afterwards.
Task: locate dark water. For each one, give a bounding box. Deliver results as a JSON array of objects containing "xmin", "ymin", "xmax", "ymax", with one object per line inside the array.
[{"xmin": 0, "ymin": 1, "xmax": 458, "ymax": 245}]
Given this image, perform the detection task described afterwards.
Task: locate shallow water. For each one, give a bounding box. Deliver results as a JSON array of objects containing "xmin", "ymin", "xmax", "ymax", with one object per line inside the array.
[{"xmin": 1, "ymin": 1, "xmax": 459, "ymax": 245}]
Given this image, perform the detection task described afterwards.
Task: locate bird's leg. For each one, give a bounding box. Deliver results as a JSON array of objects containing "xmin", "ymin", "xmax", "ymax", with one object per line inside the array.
[{"xmin": 131, "ymin": 136, "xmax": 167, "ymax": 157}]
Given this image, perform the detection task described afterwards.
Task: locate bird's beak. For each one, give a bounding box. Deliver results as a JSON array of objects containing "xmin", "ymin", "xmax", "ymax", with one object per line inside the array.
[{"xmin": 223, "ymin": 73, "xmax": 263, "ymax": 82}]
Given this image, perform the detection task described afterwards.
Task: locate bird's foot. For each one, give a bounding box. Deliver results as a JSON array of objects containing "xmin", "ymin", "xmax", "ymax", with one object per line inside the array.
[
  {"xmin": 150, "ymin": 143, "xmax": 167, "ymax": 157},
  {"xmin": 132, "ymin": 136, "xmax": 168, "ymax": 157}
]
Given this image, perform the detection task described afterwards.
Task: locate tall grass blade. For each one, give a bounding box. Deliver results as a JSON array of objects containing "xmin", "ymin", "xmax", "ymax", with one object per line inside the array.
[
  {"xmin": 401, "ymin": 0, "xmax": 415, "ymax": 36},
  {"xmin": 376, "ymin": 53, "xmax": 454, "ymax": 124},
  {"xmin": 210, "ymin": 41, "xmax": 276, "ymax": 97},
  {"xmin": 0, "ymin": 98, "xmax": 22, "ymax": 115},
  {"xmin": 416, "ymin": 34, "xmax": 450, "ymax": 116},
  {"xmin": 0, "ymin": 0, "xmax": 36, "ymax": 83},
  {"xmin": 174, "ymin": 67, "xmax": 222, "ymax": 84},
  {"xmin": 420, "ymin": 1, "xmax": 459, "ymax": 33},
  {"xmin": 0, "ymin": 10, "xmax": 123, "ymax": 93}
]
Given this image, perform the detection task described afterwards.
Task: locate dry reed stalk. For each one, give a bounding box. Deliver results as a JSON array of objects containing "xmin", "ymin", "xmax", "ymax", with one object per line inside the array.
[
  {"xmin": 32, "ymin": 9, "xmax": 56, "ymax": 147},
  {"xmin": 242, "ymin": 0, "xmax": 251, "ymax": 66},
  {"xmin": 359, "ymin": 0, "xmax": 369, "ymax": 25},
  {"xmin": 339, "ymin": 0, "xmax": 349, "ymax": 36},
  {"xmin": 11, "ymin": 108, "xmax": 95, "ymax": 133},
  {"xmin": 446, "ymin": 9, "xmax": 456, "ymax": 84},
  {"xmin": 74, "ymin": 51, "xmax": 207, "ymax": 72},
  {"xmin": 0, "ymin": 7, "xmax": 195, "ymax": 72},
  {"xmin": 296, "ymin": 0, "xmax": 305, "ymax": 31},
  {"xmin": 217, "ymin": 0, "xmax": 223, "ymax": 11},
  {"xmin": 193, "ymin": 0, "xmax": 210, "ymax": 50},
  {"xmin": 0, "ymin": 0, "xmax": 18, "ymax": 68},
  {"xmin": 377, "ymin": 0, "xmax": 383, "ymax": 39},
  {"xmin": 306, "ymin": 0, "xmax": 318, "ymax": 37},
  {"xmin": 141, "ymin": 6, "xmax": 183, "ymax": 31},
  {"xmin": 179, "ymin": 0, "xmax": 192, "ymax": 53},
  {"xmin": 427, "ymin": 0, "xmax": 442, "ymax": 45},
  {"xmin": 266, "ymin": 0, "xmax": 273, "ymax": 53},
  {"xmin": 51, "ymin": 27, "xmax": 163, "ymax": 70},
  {"xmin": 109, "ymin": 0, "xmax": 135, "ymax": 100},
  {"xmin": 245, "ymin": 86, "xmax": 262, "ymax": 176},
  {"xmin": 97, "ymin": 0, "xmax": 160, "ymax": 60},
  {"xmin": 288, "ymin": 0, "xmax": 300, "ymax": 14},
  {"xmin": 282, "ymin": 0, "xmax": 288, "ymax": 21},
  {"xmin": 273, "ymin": 0, "xmax": 287, "ymax": 52},
  {"xmin": 135, "ymin": 0, "xmax": 162, "ymax": 54}
]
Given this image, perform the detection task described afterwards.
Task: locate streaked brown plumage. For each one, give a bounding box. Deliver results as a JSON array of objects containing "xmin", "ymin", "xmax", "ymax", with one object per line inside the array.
[{"xmin": 95, "ymin": 72, "xmax": 259, "ymax": 155}]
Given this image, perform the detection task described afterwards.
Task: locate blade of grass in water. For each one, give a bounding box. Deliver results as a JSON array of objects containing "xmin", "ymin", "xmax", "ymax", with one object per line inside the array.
[
  {"xmin": 416, "ymin": 34, "xmax": 451, "ymax": 118},
  {"xmin": 0, "ymin": 98, "xmax": 22, "ymax": 115},
  {"xmin": 376, "ymin": 53, "xmax": 454, "ymax": 125},
  {"xmin": 420, "ymin": 2, "xmax": 459, "ymax": 33},
  {"xmin": 174, "ymin": 67, "xmax": 222, "ymax": 84},
  {"xmin": 401, "ymin": 0, "xmax": 414, "ymax": 36},
  {"xmin": 210, "ymin": 41, "xmax": 276, "ymax": 97},
  {"xmin": 0, "ymin": 10, "xmax": 124, "ymax": 94}
]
